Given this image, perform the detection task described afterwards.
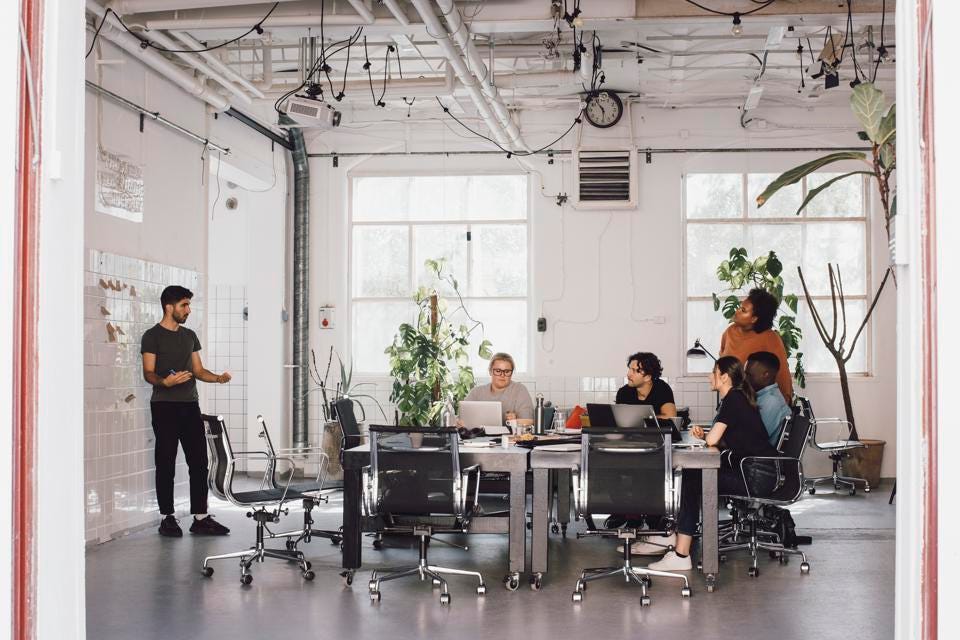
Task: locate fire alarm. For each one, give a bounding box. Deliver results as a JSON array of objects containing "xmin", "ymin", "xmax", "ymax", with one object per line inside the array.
[{"xmin": 319, "ymin": 305, "xmax": 335, "ymax": 329}]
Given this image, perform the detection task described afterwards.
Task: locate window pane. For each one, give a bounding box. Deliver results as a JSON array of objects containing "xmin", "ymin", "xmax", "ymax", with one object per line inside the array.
[
  {"xmin": 745, "ymin": 224, "xmax": 802, "ymax": 293},
  {"xmin": 748, "ymin": 173, "xmax": 802, "ymax": 218},
  {"xmin": 413, "ymin": 225, "xmax": 468, "ymax": 296},
  {"xmin": 686, "ymin": 224, "xmax": 744, "ymax": 296},
  {"xmin": 805, "ymin": 173, "xmax": 864, "ymax": 218},
  {"xmin": 471, "ymin": 225, "xmax": 528, "ymax": 296},
  {"xmin": 450, "ymin": 300, "xmax": 528, "ymax": 372},
  {"xmin": 409, "ymin": 176, "xmax": 469, "ymax": 221},
  {"xmin": 353, "ymin": 301, "xmax": 417, "ymax": 373},
  {"xmin": 686, "ymin": 301, "xmax": 729, "ymax": 374},
  {"xmin": 352, "ymin": 226, "xmax": 410, "ymax": 297},
  {"xmin": 796, "ymin": 299, "xmax": 867, "ymax": 373},
  {"xmin": 466, "ymin": 175, "xmax": 527, "ymax": 220},
  {"xmin": 685, "ymin": 174, "xmax": 742, "ymax": 219},
  {"xmin": 353, "ymin": 177, "xmax": 411, "ymax": 221},
  {"xmin": 801, "ymin": 222, "xmax": 867, "ymax": 296}
]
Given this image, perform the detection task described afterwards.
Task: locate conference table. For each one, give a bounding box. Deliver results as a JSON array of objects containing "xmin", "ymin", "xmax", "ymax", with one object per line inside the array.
[{"xmin": 340, "ymin": 434, "xmax": 723, "ymax": 592}]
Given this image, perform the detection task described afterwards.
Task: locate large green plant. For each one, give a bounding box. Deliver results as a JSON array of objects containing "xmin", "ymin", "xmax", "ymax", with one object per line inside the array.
[
  {"xmin": 713, "ymin": 248, "xmax": 805, "ymax": 388},
  {"xmin": 385, "ymin": 259, "xmax": 492, "ymax": 426}
]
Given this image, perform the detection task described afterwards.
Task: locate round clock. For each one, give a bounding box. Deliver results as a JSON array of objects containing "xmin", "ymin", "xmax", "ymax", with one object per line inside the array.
[{"xmin": 584, "ymin": 90, "xmax": 623, "ymax": 128}]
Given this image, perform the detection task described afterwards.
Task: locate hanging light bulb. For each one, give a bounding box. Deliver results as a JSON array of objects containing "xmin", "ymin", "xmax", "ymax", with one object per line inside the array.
[{"xmin": 731, "ymin": 13, "xmax": 743, "ymax": 36}]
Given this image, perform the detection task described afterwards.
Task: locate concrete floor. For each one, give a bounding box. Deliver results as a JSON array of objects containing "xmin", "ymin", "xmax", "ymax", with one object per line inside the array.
[{"xmin": 86, "ymin": 481, "xmax": 896, "ymax": 640}]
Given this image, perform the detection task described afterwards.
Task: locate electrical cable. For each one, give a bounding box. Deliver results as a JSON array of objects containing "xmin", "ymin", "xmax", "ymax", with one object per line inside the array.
[
  {"xmin": 85, "ymin": 10, "xmax": 111, "ymax": 59},
  {"xmin": 682, "ymin": 0, "xmax": 775, "ymax": 17},
  {"xmin": 87, "ymin": 3, "xmax": 280, "ymax": 55},
  {"xmin": 872, "ymin": 0, "xmax": 887, "ymax": 82}
]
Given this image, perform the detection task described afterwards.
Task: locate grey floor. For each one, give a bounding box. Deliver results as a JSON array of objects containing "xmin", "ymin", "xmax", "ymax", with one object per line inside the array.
[{"xmin": 86, "ymin": 480, "xmax": 896, "ymax": 640}]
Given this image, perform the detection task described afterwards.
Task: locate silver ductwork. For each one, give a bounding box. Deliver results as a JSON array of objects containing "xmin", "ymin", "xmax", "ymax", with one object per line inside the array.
[{"xmin": 286, "ymin": 119, "xmax": 310, "ymax": 451}]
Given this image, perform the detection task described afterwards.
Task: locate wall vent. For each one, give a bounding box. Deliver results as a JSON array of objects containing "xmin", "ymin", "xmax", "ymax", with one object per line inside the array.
[{"xmin": 573, "ymin": 147, "xmax": 637, "ymax": 209}]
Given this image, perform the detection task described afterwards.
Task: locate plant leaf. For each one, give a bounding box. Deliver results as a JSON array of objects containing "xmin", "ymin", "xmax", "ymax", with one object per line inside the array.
[
  {"xmin": 877, "ymin": 103, "xmax": 896, "ymax": 146},
  {"xmin": 712, "ymin": 292, "xmax": 721, "ymax": 311},
  {"xmin": 850, "ymin": 82, "xmax": 885, "ymax": 142},
  {"xmin": 880, "ymin": 142, "xmax": 895, "ymax": 172},
  {"xmin": 795, "ymin": 171, "xmax": 873, "ymax": 215},
  {"xmin": 756, "ymin": 152, "xmax": 867, "ymax": 208},
  {"xmin": 784, "ymin": 294, "xmax": 798, "ymax": 314},
  {"xmin": 766, "ymin": 252, "xmax": 783, "ymax": 277},
  {"xmin": 722, "ymin": 295, "xmax": 740, "ymax": 319}
]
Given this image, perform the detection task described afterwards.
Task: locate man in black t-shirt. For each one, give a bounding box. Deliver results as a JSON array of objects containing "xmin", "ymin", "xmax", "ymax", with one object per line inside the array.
[
  {"xmin": 614, "ymin": 351, "xmax": 677, "ymax": 418},
  {"xmin": 141, "ymin": 285, "xmax": 232, "ymax": 538}
]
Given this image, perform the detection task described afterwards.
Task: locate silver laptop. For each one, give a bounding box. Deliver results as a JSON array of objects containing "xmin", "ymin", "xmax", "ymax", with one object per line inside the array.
[{"xmin": 458, "ymin": 400, "xmax": 505, "ymax": 434}]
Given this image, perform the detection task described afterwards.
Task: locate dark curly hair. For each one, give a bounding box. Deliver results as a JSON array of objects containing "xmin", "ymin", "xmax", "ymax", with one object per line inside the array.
[
  {"xmin": 746, "ymin": 288, "xmax": 778, "ymax": 333},
  {"xmin": 628, "ymin": 352, "xmax": 663, "ymax": 380},
  {"xmin": 160, "ymin": 285, "xmax": 193, "ymax": 309}
]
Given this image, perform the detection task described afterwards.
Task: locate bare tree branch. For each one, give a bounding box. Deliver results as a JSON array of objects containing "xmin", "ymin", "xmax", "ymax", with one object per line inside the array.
[
  {"xmin": 798, "ymin": 266, "xmax": 834, "ymax": 352},
  {"xmin": 845, "ymin": 266, "xmax": 893, "ymax": 363},
  {"xmin": 836, "ymin": 266, "xmax": 848, "ymax": 353},
  {"xmin": 828, "ymin": 264, "xmax": 838, "ymax": 344}
]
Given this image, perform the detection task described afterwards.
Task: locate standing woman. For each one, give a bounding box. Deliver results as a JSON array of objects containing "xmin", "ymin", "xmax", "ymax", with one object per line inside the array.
[
  {"xmin": 648, "ymin": 356, "xmax": 778, "ymax": 571},
  {"xmin": 720, "ymin": 288, "xmax": 793, "ymax": 402}
]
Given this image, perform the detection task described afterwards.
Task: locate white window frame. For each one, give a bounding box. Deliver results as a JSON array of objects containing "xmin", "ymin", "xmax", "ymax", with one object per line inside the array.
[
  {"xmin": 348, "ymin": 171, "xmax": 533, "ymax": 376},
  {"xmin": 681, "ymin": 170, "xmax": 874, "ymax": 378}
]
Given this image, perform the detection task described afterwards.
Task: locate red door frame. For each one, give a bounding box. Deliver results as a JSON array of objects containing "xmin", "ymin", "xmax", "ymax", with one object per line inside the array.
[{"xmin": 13, "ymin": 0, "xmax": 41, "ymax": 638}]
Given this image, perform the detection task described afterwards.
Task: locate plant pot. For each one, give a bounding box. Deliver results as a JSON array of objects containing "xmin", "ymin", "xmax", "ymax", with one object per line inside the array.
[
  {"xmin": 409, "ymin": 432, "xmax": 424, "ymax": 449},
  {"xmin": 845, "ymin": 438, "xmax": 885, "ymax": 488},
  {"xmin": 321, "ymin": 421, "xmax": 344, "ymax": 481}
]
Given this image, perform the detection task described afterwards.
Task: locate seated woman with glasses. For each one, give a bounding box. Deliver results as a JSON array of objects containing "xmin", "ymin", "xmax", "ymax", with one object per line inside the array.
[
  {"xmin": 463, "ymin": 352, "xmax": 533, "ymax": 426},
  {"xmin": 647, "ymin": 355, "xmax": 779, "ymax": 571}
]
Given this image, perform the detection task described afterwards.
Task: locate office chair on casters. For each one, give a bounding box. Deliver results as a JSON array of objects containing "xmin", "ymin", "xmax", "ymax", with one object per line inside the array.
[
  {"xmin": 255, "ymin": 415, "xmax": 342, "ymax": 552},
  {"xmin": 362, "ymin": 425, "xmax": 485, "ymax": 606},
  {"xmin": 199, "ymin": 414, "xmax": 315, "ymax": 585},
  {"xmin": 570, "ymin": 428, "xmax": 691, "ymax": 606},
  {"xmin": 718, "ymin": 414, "xmax": 813, "ymax": 578},
  {"xmin": 796, "ymin": 396, "xmax": 870, "ymax": 496}
]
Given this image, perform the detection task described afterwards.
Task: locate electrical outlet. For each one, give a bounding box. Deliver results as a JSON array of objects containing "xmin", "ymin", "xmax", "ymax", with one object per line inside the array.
[{"xmin": 537, "ymin": 317, "xmax": 547, "ymax": 332}]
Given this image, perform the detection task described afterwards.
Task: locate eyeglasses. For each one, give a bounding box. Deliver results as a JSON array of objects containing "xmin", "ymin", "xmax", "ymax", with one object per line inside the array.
[{"xmin": 491, "ymin": 368, "xmax": 514, "ymax": 377}]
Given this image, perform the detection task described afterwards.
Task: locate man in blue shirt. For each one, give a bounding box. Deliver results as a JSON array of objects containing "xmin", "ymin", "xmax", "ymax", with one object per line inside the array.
[{"xmin": 746, "ymin": 351, "xmax": 792, "ymax": 447}]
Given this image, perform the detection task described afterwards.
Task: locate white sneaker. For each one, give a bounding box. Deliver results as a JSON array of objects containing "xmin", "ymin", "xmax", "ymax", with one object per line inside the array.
[
  {"xmin": 647, "ymin": 551, "xmax": 692, "ymax": 571},
  {"xmin": 616, "ymin": 533, "xmax": 676, "ymax": 556}
]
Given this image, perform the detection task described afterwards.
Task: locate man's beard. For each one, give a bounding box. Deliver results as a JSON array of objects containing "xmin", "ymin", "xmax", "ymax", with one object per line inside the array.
[{"xmin": 174, "ymin": 313, "xmax": 188, "ymax": 324}]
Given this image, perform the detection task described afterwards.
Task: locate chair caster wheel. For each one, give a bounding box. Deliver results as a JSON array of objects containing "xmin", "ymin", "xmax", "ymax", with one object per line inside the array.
[
  {"xmin": 681, "ymin": 586, "xmax": 692, "ymax": 598},
  {"xmin": 640, "ymin": 595, "xmax": 651, "ymax": 606},
  {"xmin": 503, "ymin": 574, "xmax": 520, "ymax": 591},
  {"xmin": 748, "ymin": 567, "xmax": 759, "ymax": 578},
  {"xmin": 529, "ymin": 574, "xmax": 542, "ymax": 591},
  {"xmin": 285, "ymin": 540, "xmax": 296, "ymax": 551},
  {"xmin": 303, "ymin": 570, "xmax": 315, "ymax": 581},
  {"xmin": 848, "ymin": 488, "xmax": 857, "ymax": 496},
  {"xmin": 201, "ymin": 566, "xmax": 214, "ymax": 577},
  {"xmin": 719, "ymin": 554, "xmax": 727, "ymax": 563},
  {"xmin": 808, "ymin": 487, "xmax": 816, "ymax": 495},
  {"xmin": 706, "ymin": 584, "xmax": 715, "ymax": 593},
  {"xmin": 331, "ymin": 537, "xmax": 342, "ymax": 545},
  {"xmin": 440, "ymin": 593, "xmax": 451, "ymax": 606},
  {"xmin": 304, "ymin": 561, "xmax": 312, "ymax": 570},
  {"xmin": 241, "ymin": 573, "xmax": 253, "ymax": 585},
  {"xmin": 575, "ymin": 580, "xmax": 587, "ymax": 592},
  {"xmin": 572, "ymin": 591, "xmax": 583, "ymax": 603},
  {"xmin": 551, "ymin": 523, "xmax": 560, "ymax": 534},
  {"xmin": 477, "ymin": 585, "xmax": 487, "ymax": 596},
  {"xmin": 800, "ymin": 562, "xmax": 810, "ymax": 574},
  {"xmin": 370, "ymin": 590, "xmax": 381, "ymax": 602},
  {"xmin": 341, "ymin": 571, "xmax": 354, "ymax": 587},
  {"xmin": 369, "ymin": 580, "xmax": 378, "ymax": 593},
  {"xmin": 372, "ymin": 540, "xmax": 384, "ymax": 550}
]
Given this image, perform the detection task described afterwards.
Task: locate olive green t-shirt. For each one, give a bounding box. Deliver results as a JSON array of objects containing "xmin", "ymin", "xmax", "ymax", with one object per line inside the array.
[{"xmin": 140, "ymin": 324, "xmax": 201, "ymax": 402}]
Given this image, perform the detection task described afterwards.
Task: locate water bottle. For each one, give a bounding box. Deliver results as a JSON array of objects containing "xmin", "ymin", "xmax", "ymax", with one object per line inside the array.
[
  {"xmin": 442, "ymin": 395, "xmax": 456, "ymax": 427},
  {"xmin": 534, "ymin": 394, "xmax": 545, "ymax": 435}
]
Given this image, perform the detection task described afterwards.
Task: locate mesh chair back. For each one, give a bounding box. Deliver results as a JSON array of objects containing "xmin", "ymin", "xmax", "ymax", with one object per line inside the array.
[
  {"xmin": 335, "ymin": 398, "xmax": 363, "ymax": 450},
  {"xmin": 201, "ymin": 414, "xmax": 233, "ymax": 501},
  {"xmin": 370, "ymin": 426, "xmax": 460, "ymax": 516},
  {"xmin": 768, "ymin": 413, "xmax": 814, "ymax": 502},
  {"xmin": 582, "ymin": 429, "xmax": 672, "ymax": 517}
]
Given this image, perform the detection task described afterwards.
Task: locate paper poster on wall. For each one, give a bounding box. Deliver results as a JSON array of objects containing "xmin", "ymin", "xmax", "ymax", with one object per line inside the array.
[{"xmin": 95, "ymin": 146, "xmax": 144, "ymax": 222}]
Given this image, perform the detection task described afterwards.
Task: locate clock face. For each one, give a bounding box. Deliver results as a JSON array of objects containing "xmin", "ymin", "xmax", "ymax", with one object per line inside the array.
[{"xmin": 585, "ymin": 91, "xmax": 623, "ymax": 128}]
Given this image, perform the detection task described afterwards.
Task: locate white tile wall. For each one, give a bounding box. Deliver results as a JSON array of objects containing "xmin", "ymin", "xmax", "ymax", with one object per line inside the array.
[
  {"xmin": 205, "ymin": 285, "xmax": 248, "ymax": 469},
  {"xmin": 84, "ymin": 250, "xmax": 203, "ymax": 545}
]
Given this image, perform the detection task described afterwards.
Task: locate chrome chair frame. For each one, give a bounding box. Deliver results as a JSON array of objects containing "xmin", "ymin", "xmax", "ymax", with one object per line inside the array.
[
  {"xmin": 797, "ymin": 397, "xmax": 870, "ymax": 495},
  {"xmin": 361, "ymin": 426, "xmax": 485, "ymax": 606},
  {"xmin": 569, "ymin": 429, "xmax": 691, "ymax": 606}
]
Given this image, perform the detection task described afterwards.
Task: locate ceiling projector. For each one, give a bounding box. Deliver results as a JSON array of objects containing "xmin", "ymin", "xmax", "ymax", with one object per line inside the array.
[{"xmin": 282, "ymin": 96, "xmax": 342, "ymax": 129}]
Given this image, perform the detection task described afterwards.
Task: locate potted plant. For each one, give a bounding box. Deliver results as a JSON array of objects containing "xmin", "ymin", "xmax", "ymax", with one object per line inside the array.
[
  {"xmin": 713, "ymin": 248, "xmax": 805, "ymax": 387},
  {"xmin": 385, "ymin": 258, "xmax": 492, "ymax": 428}
]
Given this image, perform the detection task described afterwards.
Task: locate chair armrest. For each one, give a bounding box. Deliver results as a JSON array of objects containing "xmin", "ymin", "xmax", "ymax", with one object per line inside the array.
[
  {"xmin": 736, "ymin": 455, "xmax": 803, "ymax": 501},
  {"xmin": 222, "ymin": 454, "xmax": 298, "ymax": 506},
  {"xmin": 810, "ymin": 419, "xmax": 860, "ymax": 450},
  {"xmin": 570, "ymin": 466, "xmax": 582, "ymax": 518},
  {"xmin": 460, "ymin": 464, "xmax": 481, "ymax": 515},
  {"xmin": 274, "ymin": 447, "xmax": 331, "ymax": 488},
  {"xmin": 361, "ymin": 466, "xmax": 375, "ymax": 517}
]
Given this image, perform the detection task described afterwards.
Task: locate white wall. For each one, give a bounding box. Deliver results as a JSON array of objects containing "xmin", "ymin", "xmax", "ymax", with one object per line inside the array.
[{"xmin": 304, "ymin": 102, "xmax": 898, "ymax": 477}]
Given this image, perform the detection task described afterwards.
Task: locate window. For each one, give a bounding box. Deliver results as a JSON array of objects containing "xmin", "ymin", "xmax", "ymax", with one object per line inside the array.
[
  {"xmin": 351, "ymin": 175, "xmax": 529, "ymax": 373},
  {"xmin": 684, "ymin": 171, "xmax": 870, "ymax": 375}
]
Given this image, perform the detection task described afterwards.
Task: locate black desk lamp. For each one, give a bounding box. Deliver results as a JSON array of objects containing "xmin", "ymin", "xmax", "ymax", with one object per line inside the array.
[{"xmin": 686, "ymin": 338, "xmax": 720, "ymax": 411}]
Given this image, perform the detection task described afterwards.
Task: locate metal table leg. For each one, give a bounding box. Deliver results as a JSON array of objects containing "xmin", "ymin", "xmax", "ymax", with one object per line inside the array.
[
  {"xmin": 531, "ymin": 468, "xmax": 550, "ymax": 585},
  {"xmin": 701, "ymin": 467, "xmax": 719, "ymax": 592},
  {"xmin": 502, "ymin": 467, "xmax": 526, "ymax": 590},
  {"xmin": 340, "ymin": 467, "xmax": 362, "ymax": 586}
]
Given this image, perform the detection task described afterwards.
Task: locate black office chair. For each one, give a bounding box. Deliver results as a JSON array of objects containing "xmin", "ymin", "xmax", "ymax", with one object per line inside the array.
[
  {"xmin": 570, "ymin": 428, "xmax": 691, "ymax": 606},
  {"xmin": 199, "ymin": 414, "xmax": 315, "ymax": 584},
  {"xmin": 718, "ymin": 413, "xmax": 813, "ymax": 577},
  {"xmin": 796, "ymin": 396, "xmax": 870, "ymax": 495},
  {"xmin": 362, "ymin": 425, "xmax": 485, "ymax": 605},
  {"xmin": 255, "ymin": 415, "xmax": 342, "ymax": 551}
]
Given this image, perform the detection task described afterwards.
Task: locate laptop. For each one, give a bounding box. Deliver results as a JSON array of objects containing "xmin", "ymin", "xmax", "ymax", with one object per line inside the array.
[
  {"xmin": 586, "ymin": 403, "xmax": 683, "ymax": 440},
  {"xmin": 458, "ymin": 400, "xmax": 507, "ymax": 434}
]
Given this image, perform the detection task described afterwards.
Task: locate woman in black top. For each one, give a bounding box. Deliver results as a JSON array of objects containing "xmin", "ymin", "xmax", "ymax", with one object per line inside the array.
[{"xmin": 648, "ymin": 356, "xmax": 778, "ymax": 571}]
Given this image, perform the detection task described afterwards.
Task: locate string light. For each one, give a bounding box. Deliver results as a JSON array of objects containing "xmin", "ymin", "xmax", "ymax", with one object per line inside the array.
[{"xmin": 731, "ymin": 13, "xmax": 743, "ymax": 36}]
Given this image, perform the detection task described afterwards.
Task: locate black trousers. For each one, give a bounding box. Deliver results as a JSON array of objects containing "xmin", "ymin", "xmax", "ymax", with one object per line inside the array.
[
  {"xmin": 150, "ymin": 401, "xmax": 209, "ymax": 516},
  {"xmin": 676, "ymin": 463, "xmax": 777, "ymax": 537}
]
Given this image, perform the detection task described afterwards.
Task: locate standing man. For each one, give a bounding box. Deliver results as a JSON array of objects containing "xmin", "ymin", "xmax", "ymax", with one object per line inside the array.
[
  {"xmin": 615, "ymin": 351, "xmax": 678, "ymax": 418},
  {"xmin": 141, "ymin": 285, "xmax": 232, "ymax": 537}
]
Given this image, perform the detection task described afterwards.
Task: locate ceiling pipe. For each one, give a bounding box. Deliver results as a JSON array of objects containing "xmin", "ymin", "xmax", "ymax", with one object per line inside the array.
[
  {"xmin": 433, "ymin": 0, "xmax": 528, "ymax": 151},
  {"xmin": 168, "ymin": 30, "xmax": 267, "ymax": 99},
  {"xmin": 145, "ymin": 15, "xmax": 397, "ymax": 31},
  {"xmin": 140, "ymin": 29, "xmax": 254, "ymax": 105},
  {"xmin": 86, "ymin": 0, "xmax": 230, "ymax": 111},
  {"xmin": 110, "ymin": 0, "xmax": 303, "ymax": 13},
  {"xmin": 407, "ymin": 0, "xmax": 512, "ymax": 148},
  {"xmin": 381, "ymin": 0, "xmax": 410, "ymax": 26}
]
